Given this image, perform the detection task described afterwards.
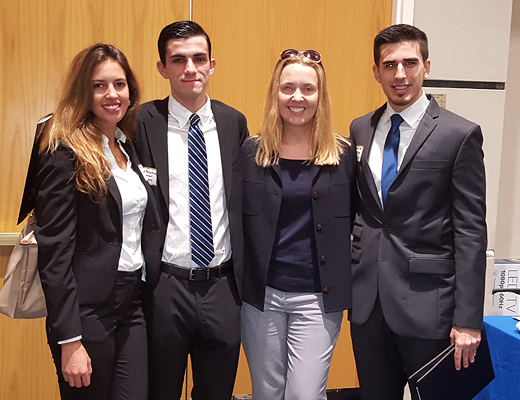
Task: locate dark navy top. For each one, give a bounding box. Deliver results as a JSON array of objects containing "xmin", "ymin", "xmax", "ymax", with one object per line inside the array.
[{"xmin": 266, "ymin": 158, "xmax": 320, "ymax": 293}]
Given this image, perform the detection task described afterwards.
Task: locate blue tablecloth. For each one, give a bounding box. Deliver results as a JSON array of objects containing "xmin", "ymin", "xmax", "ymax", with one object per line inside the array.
[{"xmin": 473, "ymin": 316, "xmax": 520, "ymax": 399}]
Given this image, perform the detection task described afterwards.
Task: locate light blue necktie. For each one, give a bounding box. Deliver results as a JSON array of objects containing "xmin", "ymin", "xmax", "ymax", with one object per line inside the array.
[
  {"xmin": 188, "ymin": 114, "xmax": 214, "ymax": 269},
  {"xmin": 381, "ymin": 113, "xmax": 404, "ymax": 204}
]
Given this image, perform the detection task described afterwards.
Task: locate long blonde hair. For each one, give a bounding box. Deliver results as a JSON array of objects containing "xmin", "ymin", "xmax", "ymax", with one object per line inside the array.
[
  {"xmin": 41, "ymin": 43, "xmax": 140, "ymax": 199},
  {"xmin": 255, "ymin": 53, "xmax": 347, "ymax": 167}
]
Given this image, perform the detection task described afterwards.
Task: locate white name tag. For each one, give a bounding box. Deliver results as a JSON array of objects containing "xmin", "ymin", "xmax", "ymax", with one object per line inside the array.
[
  {"xmin": 356, "ymin": 145, "xmax": 364, "ymax": 163},
  {"xmin": 139, "ymin": 165, "xmax": 157, "ymax": 186}
]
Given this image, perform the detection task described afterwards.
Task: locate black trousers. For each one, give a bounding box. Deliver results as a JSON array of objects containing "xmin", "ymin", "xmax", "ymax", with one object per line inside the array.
[
  {"xmin": 350, "ymin": 297, "xmax": 450, "ymax": 400},
  {"xmin": 49, "ymin": 271, "xmax": 147, "ymax": 400},
  {"xmin": 143, "ymin": 271, "xmax": 241, "ymax": 400}
]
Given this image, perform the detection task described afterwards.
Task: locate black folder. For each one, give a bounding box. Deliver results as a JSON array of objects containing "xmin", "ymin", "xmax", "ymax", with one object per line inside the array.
[{"xmin": 408, "ymin": 329, "xmax": 494, "ymax": 400}]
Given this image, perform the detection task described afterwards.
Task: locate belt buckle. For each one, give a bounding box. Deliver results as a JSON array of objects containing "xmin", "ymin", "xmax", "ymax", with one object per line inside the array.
[
  {"xmin": 206, "ymin": 268, "xmax": 211, "ymax": 280},
  {"xmin": 189, "ymin": 268, "xmax": 196, "ymax": 281}
]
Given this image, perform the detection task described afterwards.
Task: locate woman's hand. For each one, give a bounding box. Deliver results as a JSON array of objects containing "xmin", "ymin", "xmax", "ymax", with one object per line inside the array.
[{"xmin": 61, "ymin": 340, "xmax": 92, "ymax": 387}]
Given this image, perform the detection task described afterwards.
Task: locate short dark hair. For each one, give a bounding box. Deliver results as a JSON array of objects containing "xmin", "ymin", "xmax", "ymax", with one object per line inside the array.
[
  {"xmin": 157, "ymin": 20, "xmax": 212, "ymax": 65},
  {"xmin": 373, "ymin": 24, "xmax": 428, "ymax": 66}
]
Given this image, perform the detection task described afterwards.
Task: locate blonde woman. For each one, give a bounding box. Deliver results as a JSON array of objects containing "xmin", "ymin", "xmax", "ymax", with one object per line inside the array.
[
  {"xmin": 241, "ymin": 49, "xmax": 356, "ymax": 400},
  {"xmin": 19, "ymin": 43, "xmax": 160, "ymax": 400}
]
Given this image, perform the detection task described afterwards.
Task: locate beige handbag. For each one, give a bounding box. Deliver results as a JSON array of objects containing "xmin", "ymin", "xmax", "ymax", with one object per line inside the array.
[{"xmin": 0, "ymin": 215, "xmax": 47, "ymax": 319}]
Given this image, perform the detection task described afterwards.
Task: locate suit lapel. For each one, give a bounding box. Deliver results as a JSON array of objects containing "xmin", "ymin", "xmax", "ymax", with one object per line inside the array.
[
  {"xmin": 144, "ymin": 98, "xmax": 169, "ymax": 207},
  {"xmin": 362, "ymin": 105, "xmax": 385, "ymax": 211},
  {"xmin": 310, "ymin": 163, "xmax": 321, "ymax": 184},
  {"xmin": 396, "ymin": 96, "xmax": 439, "ymax": 179},
  {"xmin": 106, "ymin": 175, "xmax": 122, "ymax": 226},
  {"xmin": 121, "ymin": 140, "xmax": 139, "ymax": 169},
  {"xmin": 212, "ymin": 101, "xmax": 233, "ymax": 205},
  {"xmin": 271, "ymin": 163, "xmax": 282, "ymax": 185}
]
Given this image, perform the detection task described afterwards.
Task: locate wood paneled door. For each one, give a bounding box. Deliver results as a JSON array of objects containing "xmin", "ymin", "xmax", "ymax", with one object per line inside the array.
[{"xmin": 0, "ymin": 0, "xmax": 391, "ymax": 398}]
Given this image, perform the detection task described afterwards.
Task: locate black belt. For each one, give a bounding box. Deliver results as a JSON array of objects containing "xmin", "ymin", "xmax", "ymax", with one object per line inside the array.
[{"xmin": 160, "ymin": 260, "xmax": 233, "ymax": 281}]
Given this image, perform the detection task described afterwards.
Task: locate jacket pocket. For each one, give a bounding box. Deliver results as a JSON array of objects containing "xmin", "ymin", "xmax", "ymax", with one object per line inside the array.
[
  {"xmin": 409, "ymin": 257, "xmax": 455, "ymax": 274},
  {"xmin": 411, "ymin": 160, "xmax": 449, "ymax": 170}
]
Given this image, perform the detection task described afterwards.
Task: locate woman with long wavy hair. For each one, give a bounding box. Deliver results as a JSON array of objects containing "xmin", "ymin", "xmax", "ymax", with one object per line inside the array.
[
  {"xmin": 241, "ymin": 50, "xmax": 356, "ymax": 400},
  {"xmin": 21, "ymin": 43, "xmax": 160, "ymax": 400}
]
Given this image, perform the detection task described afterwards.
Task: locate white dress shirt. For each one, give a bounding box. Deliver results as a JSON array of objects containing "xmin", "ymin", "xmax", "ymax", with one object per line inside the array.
[
  {"xmin": 102, "ymin": 128, "xmax": 148, "ymax": 272},
  {"xmin": 162, "ymin": 94, "xmax": 231, "ymax": 269},
  {"xmin": 368, "ymin": 92, "xmax": 430, "ymax": 205}
]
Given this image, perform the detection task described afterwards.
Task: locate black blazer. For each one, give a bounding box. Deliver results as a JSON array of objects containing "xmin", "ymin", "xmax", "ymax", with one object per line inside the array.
[
  {"xmin": 19, "ymin": 117, "xmax": 162, "ymax": 344},
  {"xmin": 241, "ymin": 137, "xmax": 356, "ymax": 313},
  {"xmin": 350, "ymin": 96, "xmax": 487, "ymax": 339},
  {"xmin": 133, "ymin": 98, "xmax": 248, "ymax": 295}
]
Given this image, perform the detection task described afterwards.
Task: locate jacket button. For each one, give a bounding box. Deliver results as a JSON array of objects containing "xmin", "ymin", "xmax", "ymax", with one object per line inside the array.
[
  {"xmin": 316, "ymin": 224, "xmax": 322, "ymax": 232},
  {"xmin": 159, "ymin": 245, "xmax": 163, "ymax": 252},
  {"xmin": 320, "ymin": 255, "xmax": 326, "ymax": 263},
  {"xmin": 323, "ymin": 286, "xmax": 329, "ymax": 293},
  {"xmin": 313, "ymin": 191, "xmax": 319, "ymax": 199}
]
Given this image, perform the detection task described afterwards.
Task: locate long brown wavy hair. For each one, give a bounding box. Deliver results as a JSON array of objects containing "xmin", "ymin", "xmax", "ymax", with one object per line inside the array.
[{"xmin": 41, "ymin": 43, "xmax": 140, "ymax": 198}]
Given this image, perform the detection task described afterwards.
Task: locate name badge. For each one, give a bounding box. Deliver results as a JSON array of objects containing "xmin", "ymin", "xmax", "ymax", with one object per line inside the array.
[
  {"xmin": 356, "ymin": 145, "xmax": 364, "ymax": 163},
  {"xmin": 139, "ymin": 165, "xmax": 157, "ymax": 186}
]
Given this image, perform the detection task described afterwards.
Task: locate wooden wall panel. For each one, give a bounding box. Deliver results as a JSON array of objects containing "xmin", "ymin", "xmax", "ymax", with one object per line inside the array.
[
  {"xmin": 0, "ymin": 2, "xmax": 189, "ymax": 399},
  {"xmin": 0, "ymin": 0, "xmax": 189, "ymax": 233},
  {"xmin": 197, "ymin": 0, "xmax": 391, "ymax": 136},
  {"xmin": 1, "ymin": 0, "xmax": 391, "ymax": 398}
]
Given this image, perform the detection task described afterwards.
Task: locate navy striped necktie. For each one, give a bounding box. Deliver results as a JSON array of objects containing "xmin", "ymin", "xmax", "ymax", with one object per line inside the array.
[
  {"xmin": 188, "ymin": 113, "xmax": 214, "ymax": 269},
  {"xmin": 381, "ymin": 113, "xmax": 404, "ymax": 204}
]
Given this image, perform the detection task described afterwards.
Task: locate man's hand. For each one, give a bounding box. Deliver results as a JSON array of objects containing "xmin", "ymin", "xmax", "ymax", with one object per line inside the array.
[
  {"xmin": 450, "ymin": 326, "xmax": 481, "ymax": 370},
  {"xmin": 61, "ymin": 340, "xmax": 92, "ymax": 387}
]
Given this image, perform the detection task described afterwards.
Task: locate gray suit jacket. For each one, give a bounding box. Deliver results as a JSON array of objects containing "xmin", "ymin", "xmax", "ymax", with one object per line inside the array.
[
  {"xmin": 133, "ymin": 98, "xmax": 248, "ymax": 296},
  {"xmin": 350, "ymin": 96, "xmax": 487, "ymax": 339}
]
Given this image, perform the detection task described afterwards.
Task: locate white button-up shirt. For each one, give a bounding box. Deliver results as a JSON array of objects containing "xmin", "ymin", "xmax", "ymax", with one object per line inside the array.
[
  {"xmin": 368, "ymin": 92, "xmax": 430, "ymax": 205},
  {"xmin": 102, "ymin": 128, "xmax": 148, "ymax": 272},
  {"xmin": 162, "ymin": 94, "xmax": 231, "ymax": 269}
]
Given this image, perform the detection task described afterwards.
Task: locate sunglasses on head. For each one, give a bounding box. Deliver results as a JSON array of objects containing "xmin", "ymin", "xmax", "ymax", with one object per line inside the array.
[{"xmin": 280, "ymin": 49, "xmax": 322, "ymax": 63}]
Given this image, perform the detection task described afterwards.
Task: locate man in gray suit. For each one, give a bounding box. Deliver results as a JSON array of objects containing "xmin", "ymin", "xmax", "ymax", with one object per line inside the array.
[{"xmin": 349, "ymin": 24, "xmax": 487, "ymax": 400}]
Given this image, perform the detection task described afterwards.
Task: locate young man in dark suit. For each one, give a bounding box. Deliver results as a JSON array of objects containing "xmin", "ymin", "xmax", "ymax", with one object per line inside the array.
[
  {"xmin": 133, "ymin": 21, "xmax": 248, "ymax": 400},
  {"xmin": 349, "ymin": 24, "xmax": 487, "ymax": 400}
]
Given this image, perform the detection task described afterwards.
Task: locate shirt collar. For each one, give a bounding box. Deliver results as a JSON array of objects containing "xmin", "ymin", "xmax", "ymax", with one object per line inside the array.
[
  {"xmin": 167, "ymin": 94, "xmax": 212, "ymax": 128},
  {"xmin": 382, "ymin": 91, "xmax": 430, "ymax": 128},
  {"xmin": 101, "ymin": 127, "xmax": 127, "ymax": 146}
]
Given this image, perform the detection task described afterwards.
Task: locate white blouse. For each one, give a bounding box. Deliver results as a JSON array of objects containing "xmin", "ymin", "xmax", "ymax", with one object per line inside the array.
[{"xmin": 102, "ymin": 129, "xmax": 148, "ymax": 272}]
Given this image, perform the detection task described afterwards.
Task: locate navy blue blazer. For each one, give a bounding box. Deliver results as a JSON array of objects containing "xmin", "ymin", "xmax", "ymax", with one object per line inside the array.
[
  {"xmin": 19, "ymin": 117, "xmax": 162, "ymax": 343},
  {"xmin": 241, "ymin": 137, "xmax": 356, "ymax": 313}
]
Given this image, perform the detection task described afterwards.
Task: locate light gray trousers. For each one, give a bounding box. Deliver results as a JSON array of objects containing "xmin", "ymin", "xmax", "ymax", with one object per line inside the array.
[{"xmin": 241, "ymin": 286, "xmax": 343, "ymax": 400}]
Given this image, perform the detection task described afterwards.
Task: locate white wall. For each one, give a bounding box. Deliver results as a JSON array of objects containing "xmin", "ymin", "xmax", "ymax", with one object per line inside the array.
[
  {"xmin": 412, "ymin": 0, "xmax": 514, "ymax": 253},
  {"xmin": 496, "ymin": 0, "xmax": 520, "ymax": 258}
]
